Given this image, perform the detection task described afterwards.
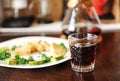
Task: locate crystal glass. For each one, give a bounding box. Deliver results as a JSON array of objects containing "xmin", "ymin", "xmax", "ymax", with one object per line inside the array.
[{"xmin": 68, "ymin": 33, "xmax": 98, "ymax": 72}]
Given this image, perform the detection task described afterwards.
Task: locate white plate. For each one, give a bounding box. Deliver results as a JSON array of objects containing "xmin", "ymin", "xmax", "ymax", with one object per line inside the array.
[{"xmin": 0, "ymin": 36, "xmax": 71, "ymax": 69}]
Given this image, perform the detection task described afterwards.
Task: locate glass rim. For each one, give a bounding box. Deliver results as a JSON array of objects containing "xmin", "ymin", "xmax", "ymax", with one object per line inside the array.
[{"xmin": 68, "ymin": 33, "xmax": 98, "ymax": 39}]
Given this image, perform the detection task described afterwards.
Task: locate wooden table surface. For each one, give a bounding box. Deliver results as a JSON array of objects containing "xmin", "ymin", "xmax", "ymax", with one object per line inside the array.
[{"xmin": 0, "ymin": 32, "xmax": 120, "ymax": 81}]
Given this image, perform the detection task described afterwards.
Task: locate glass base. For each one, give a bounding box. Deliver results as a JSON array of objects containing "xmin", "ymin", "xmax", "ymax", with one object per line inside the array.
[{"xmin": 71, "ymin": 62, "xmax": 95, "ymax": 73}]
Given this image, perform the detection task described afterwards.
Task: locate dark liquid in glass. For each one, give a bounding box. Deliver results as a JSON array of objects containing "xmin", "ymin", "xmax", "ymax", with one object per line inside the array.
[{"xmin": 70, "ymin": 43, "xmax": 96, "ymax": 67}]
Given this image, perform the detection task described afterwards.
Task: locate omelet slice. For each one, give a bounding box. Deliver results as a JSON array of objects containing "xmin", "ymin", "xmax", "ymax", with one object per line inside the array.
[{"xmin": 50, "ymin": 43, "xmax": 67, "ymax": 57}]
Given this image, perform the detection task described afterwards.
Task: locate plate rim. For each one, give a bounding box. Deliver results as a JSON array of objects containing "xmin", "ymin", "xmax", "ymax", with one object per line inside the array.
[{"xmin": 0, "ymin": 36, "xmax": 71, "ymax": 69}]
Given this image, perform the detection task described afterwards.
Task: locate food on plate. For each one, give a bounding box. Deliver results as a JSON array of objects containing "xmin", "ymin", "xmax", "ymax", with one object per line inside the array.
[
  {"xmin": 12, "ymin": 42, "xmax": 38, "ymax": 56},
  {"xmin": 0, "ymin": 40, "xmax": 68, "ymax": 66},
  {"xmin": 12, "ymin": 41, "xmax": 50, "ymax": 56},
  {"xmin": 4, "ymin": 58, "xmax": 17, "ymax": 65},
  {"xmin": 50, "ymin": 43, "xmax": 67, "ymax": 57},
  {"xmin": 51, "ymin": 55, "xmax": 64, "ymax": 62},
  {"xmin": 0, "ymin": 47, "xmax": 11, "ymax": 60},
  {"xmin": 12, "ymin": 46, "xmax": 32, "ymax": 56},
  {"xmin": 36, "ymin": 41, "xmax": 50, "ymax": 52}
]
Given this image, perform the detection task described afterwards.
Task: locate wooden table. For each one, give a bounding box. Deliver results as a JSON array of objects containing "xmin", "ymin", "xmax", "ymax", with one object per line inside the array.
[{"xmin": 0, "ymin": 32, "xmax": 120, "ymax": 81}]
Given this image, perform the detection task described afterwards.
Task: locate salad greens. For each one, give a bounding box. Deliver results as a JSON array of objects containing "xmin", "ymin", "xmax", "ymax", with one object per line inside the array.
[
  {"xmin": 4, "ymin": 53, "xmax": 64, "ymax": 65},
  {"xmin": 42, "ymin": 54, "xmax": 51, "ymax": 63},
  {"xmin": 59, "ymin": 43, "xmax": 67, "ymax": 50},
  {"xmin": 0, "ymin": 47, "xmax": 11, "ymax": 60},
  {"xmin": 28, "ymin": 54, "xmax": 64, "ymax": 66},
  {"xmin": 14, "ymin": 55, "xmax": 28, "ymax": 64},
  {"xmin": 28, "ymin": 56, "xmax": 34, "ymax": 61},
  {"xmin": 51, "ymin": 56, "xmax": 64, "ymax": 62},
  {"xmin": 11, "ymin": 45, "xmax": 18, "ymax": 51}
]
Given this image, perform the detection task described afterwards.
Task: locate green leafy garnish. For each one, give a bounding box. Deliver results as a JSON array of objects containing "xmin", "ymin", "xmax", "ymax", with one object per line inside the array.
[
  {"xmin": 55, "ymin": 56, "xmax": 64, "ymax": 61},
  {"xmin": 11, "ymin": 45, "xmax": 17, "ymax": 51},
  {"xmin": 0, "ymin": 48, "xmax": 11, "ymax": 60},
  {"xmin": 14, "ymin": 55, "xmax": 28, "ymax": 64},
  {"xmin": 41, "ymin": 54, "xmax": 51, "ymax": 63},
  {"xmin": 28, "ymin": 56, "xmax": 34, "ymax": 61},
  {"xmin": 59, "ymin": 43, "xmax": 67, "ymax": 50},
  {"xmin": 51, "ymin": 56, "xmax": 64, "ymax": 62},
  {"xmin": 29, "ymin": 60, "xmax": 44, "ymax": 66},
  {"xmin": 11, "ymin": 45, "xmax": 21, "ymax": 51}
]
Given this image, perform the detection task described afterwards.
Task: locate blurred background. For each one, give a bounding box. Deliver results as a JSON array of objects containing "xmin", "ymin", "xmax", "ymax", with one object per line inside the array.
[{"xmin": 0, "ymin": 0, "xmax": 119, "ymax": 28}]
